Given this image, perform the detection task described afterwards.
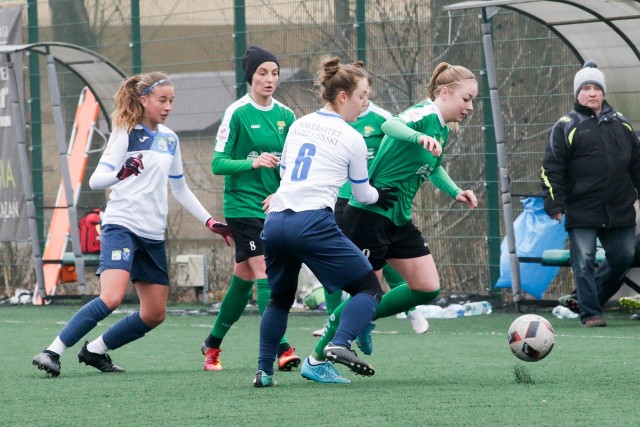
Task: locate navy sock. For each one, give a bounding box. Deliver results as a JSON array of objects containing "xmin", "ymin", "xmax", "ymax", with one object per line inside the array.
[
  {"xmin": 102, "ymin": 311, "xmax": 152, "ymax": 350},
  {"xmin": 59, "ymin": 298, "xmax": 112, "ymax": 347},
  {"xmin": 332, "ymin": 293, "xmax": 378, "ymax": 348},
  {"xmin": 257, "ymin": 305, "xmax": 289, "ymax": 375}
]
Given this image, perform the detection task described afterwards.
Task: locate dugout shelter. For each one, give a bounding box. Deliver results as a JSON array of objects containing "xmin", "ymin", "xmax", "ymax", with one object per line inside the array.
[{"xmin": 443, "ymin": 0, "xmax": 640, "ymax": 308}]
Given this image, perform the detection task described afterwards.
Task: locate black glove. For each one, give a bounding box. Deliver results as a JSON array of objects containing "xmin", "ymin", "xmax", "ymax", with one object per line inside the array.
[
  {"xmin": 374, "ymin": 186, "xmax": 398, "ymax": 210},
  {"xmin": 117, "ymin": 154, "xmax": 144, "ymax": 180}
]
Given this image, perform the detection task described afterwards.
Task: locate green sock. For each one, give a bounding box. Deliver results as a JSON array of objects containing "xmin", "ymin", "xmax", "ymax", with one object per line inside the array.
[
  {"xmin": 373, "ymin": 285, "xmax": 440, "ymax": 319},
  {"xmin": 256, "ymin": 278, "xmax": 270, "ymax": 316},
  {"xmin": 312, "ymin": 285, "xmax": 440, "ymax": 359},
  {"xmin": 382, "ymin": 264, "xmax": 405, "ymax": 289},
  {"xmin": 256, "ymin": 277, "xmax": 290, "ymax": 348},
  {"xmin": 323, "ymin": 289, "xmax": 343, "ymax": 317},
  {"xmin": 210, "ymin": 275, "xmax": 253, "ymax": 341}
]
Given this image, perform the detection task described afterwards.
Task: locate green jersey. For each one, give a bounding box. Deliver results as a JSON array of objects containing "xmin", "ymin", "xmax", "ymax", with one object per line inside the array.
[
  {"xmin": 337, "ymin": 101, "xmax": 393, "ymax": 199},
  {"xmin": 350, "ymin": 99, "xmax": 462, "ymax": 226},
  {"xmin": 213, "ymin": 93, "xmax": 295, "ymax": 218}
]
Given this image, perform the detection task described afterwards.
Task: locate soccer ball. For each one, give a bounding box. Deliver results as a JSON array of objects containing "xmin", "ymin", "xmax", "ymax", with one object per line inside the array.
[{"xmin": 507, "ymin": 314, "xmax": 555, "ymax": 362}]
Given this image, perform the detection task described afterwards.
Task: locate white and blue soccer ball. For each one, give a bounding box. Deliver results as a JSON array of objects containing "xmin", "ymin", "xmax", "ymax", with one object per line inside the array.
[{"xmin": 507, "ymin": 314, "xmax": 555, "ymax": 362}]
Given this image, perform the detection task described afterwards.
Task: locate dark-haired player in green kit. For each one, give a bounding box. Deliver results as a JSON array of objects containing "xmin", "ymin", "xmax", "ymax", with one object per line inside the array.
[
  {"xmin": 310, "ymin": 75, "xmax": 429, "ymax": 342},
  {"xmin": 302, "ymin": 62, "xmax": 479, "ymax": 383},
  {"xmin": 201, "ymin": 46, "xmax": 301, "ymax": 372}
]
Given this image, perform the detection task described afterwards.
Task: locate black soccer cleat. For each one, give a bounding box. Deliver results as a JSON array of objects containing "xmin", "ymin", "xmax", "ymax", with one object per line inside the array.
[
  {"xmin": 78, "ymin": 342, "xmax": 125, "ymax": 373},
  {"xmin": 33, "ymin": 350, "xmax": 61, "ymax": 377},
  {"xmin": 323, "ymin": 342, "xmax": 375, "ymax": 377}
]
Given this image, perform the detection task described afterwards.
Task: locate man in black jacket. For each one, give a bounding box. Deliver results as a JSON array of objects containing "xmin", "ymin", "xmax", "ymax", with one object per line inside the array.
[{"xmin": 541, "ymin": 61, "xmax": 640, "ymax": 327}]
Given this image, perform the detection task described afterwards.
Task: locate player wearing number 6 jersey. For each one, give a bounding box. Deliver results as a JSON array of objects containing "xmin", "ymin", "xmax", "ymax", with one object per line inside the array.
[{"xmin": 253, "ymin": 57, "xmax": 397, "ymax": 387}]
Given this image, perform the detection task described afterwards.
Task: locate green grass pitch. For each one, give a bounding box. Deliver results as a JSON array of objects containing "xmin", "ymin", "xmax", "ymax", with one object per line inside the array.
[{"xmin": 1, "ymin": 305, "xmax": 639, "ymax": 426}]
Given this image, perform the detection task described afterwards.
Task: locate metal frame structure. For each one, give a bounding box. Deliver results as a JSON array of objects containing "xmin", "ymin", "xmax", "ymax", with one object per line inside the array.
[
  {"xmin": 0, "ymin": 42, "xmax": 126, "ymax": 302},
  {"xmin": 443, "ymin": 0, "xmax": 640, "ymax": 309}
]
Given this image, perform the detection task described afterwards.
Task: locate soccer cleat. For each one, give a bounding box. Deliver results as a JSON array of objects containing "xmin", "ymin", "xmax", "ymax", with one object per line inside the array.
[
  {"xmin": 354, "ymin": 322, "xmax": 376, "ymax": 356},
  {"xmin": 277, "ymin": 347, "xmax": 301, "ymax": 371},
  {"xmin": 563, "ymin": 297, "xmax": 580, "ymax": 314},
  {"xmin": 33, "ymin": 350, "xmax": 61, "ymax": 377},
  {"xmin": 202, "ymin": 345, "xmax": 223, "ymax": 371},
  {"xmin": 78, "ymin": 342, "xmax": 125, "ymax": 373},
  {"xmin": 619, "ymin": 296, "xmax": 640, "ymax": 311},
  {"xmin": 312, "ymin": 322, "xmax": 328, "ymax": 337},
  {"xmin": 301, "ymin": 357, "xmax": 350, "ymax": 384},
  {"xmin": 253, "ymin": 370, "xmax": 276, "ymax": 387},
  {"xmin": 407, "ymin": 310, "xmax": 430, "ymax": 334},
  {"xmin": 323, "ymin": 342, "xmax": 375, "ymax": 376}
]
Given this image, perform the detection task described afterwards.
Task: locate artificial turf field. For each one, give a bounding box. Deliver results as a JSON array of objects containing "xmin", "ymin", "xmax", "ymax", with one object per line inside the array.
[{"xmin": 1, "ymin": 304, "xmax": 639, "ymax": 426}]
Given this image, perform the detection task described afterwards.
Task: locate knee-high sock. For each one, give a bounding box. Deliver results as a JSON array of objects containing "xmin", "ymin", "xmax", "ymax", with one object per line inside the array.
[
  {"xmin": 374, "ymin": 285, "xmax": 440, "ymax": 319},
  {"xmin": 256, "ymin": 277, "xmax": 291, "ymax": 350},
  {"xmin": 312, "ymin": 285, "xmax": 439, "ymax": 358},
  {"xmin": 59, "ymin": 297, "xmax": 112, "ymax": 347},
  {"xmin": 331, "ymin": 293, "xmax": 378, "ymax": 348},
  {"xmin": 209, "ymin": 275, "xmax": 253, "ymax": 343},
  {"xmin": 323, "ymin": 289, "xmax": 343, "ymax": 317},
  {"xmin": 102, "ymin": 311, "xmax": 152, "ymax": 350},
  {"xmin": 257, "ymin": 304, "xmax": 289, "ymax": 376},
  {"xmin": 382, "ymin": 264, "xmax": 405, "ymax": 289}
]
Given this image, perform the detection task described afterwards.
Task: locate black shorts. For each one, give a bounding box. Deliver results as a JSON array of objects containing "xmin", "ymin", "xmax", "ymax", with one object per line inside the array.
[
  {"xmin": 334, "ymin": 197, "xmax": 349, "ymax": 228},
  {"xmin": 226, "ymin": 217, "xmax": 265, "ymax": 263},
  {"xmin": 341, "ymin": 206, "xmax": 430, "ymax": 270}
]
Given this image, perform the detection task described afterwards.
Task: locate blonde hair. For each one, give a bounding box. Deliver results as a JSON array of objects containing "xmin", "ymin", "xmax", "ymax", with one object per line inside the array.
[
  {"xmin": 314, "ymin": 57, "xmax": 369, "ymax": 108},
  {"xmin": 111, "ymin": 71, "xmax": 172, "ymax": 132},
  {"xmin": 426, "ymin": 62, "xmax": 475, "ymax": 101}
]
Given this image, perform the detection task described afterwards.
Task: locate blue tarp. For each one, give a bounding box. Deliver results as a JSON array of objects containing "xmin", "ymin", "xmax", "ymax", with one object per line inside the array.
[{"xmin": 494, "ymin": 197, "xmax": 568, "ymax": 299}]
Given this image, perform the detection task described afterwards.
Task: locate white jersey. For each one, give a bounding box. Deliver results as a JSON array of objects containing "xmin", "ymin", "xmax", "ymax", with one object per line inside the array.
[
  {"xmin": 269, "ymin": 108, "xmax": 378, "ymax": 212},
  {"xmin": 90, "ymin": 124, "xmax": 209, "ymax": 240}
]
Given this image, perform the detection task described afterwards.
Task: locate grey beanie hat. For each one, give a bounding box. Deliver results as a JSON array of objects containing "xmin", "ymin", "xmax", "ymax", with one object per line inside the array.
[
  {"xmin": 242, "ymin": 46, "xmax": 279, "ymax": 85},
  {"xmin": 573, "ymin": 60, "xmax": 606, "ymax": 97}
]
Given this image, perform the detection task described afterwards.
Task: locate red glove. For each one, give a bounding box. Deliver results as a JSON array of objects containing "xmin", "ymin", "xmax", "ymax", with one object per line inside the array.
[
  {"xmin": 206, "ymin": 218, "xmax": 232, "ymax": 246},
  {"xmin": 117, "ymin": 154, "xmax": 144, "ymax": 180}
]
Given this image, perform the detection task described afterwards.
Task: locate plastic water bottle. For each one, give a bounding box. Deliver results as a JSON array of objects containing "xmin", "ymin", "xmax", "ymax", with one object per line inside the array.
[
  {"xmin": 443, "ymin": 304, "xmax": 465, "ymax": 318},
  {"xmin": 463, "ymin": 301, "xmax": 493, "ymax": 316},
  {"xmin": 552, "ymin": 305, "xmax": 579, "ymax": 319}
]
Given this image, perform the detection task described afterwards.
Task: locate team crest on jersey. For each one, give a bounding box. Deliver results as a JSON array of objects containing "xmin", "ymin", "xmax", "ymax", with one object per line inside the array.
[
  {"xmin": 122, "ymin": 248, "xmax": 131, "ymax": 261},
  {"xmin": 363, "ymin": 125, "xmax": 374, "ymax": 137},
  {"xmin": 277, "ymin": 120, "xmax": 286, "ymax": 134},
  {"xmin": 167, "ymin": 136, "xmax": 177, "ymax": 152},
  {"xmin": 157, "ymin": 137, "xmax": 168, "ymax": 151},
  {"xmin": 247, "ymin": 151, "xmax": 259, "ymax": 160}
]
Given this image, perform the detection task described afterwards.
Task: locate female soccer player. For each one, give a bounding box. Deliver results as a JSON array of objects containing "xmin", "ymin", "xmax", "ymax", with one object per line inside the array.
[
  {"xmin": 253, "ymin": 57, "xmax": 397, "ymax": 387},
  {"xmin": 32, "ymin": 72, "xmax": 231, "ymax": 377},
  {"xmin": 305, "ymin": 62, "xmax": 479, "ymax": 382},
  {"xmin": 200, "ymin": 46, "xmax": 301, "ymax": 372},
  {"xmin": 312, "ymin": 74, "xmax": 429, "ymax": 339}
]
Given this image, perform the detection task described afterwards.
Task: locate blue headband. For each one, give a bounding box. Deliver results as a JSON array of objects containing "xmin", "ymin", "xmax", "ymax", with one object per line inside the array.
[{"xmin": 140, "ymin": 79, "xmax": 169, "ymax": 97}]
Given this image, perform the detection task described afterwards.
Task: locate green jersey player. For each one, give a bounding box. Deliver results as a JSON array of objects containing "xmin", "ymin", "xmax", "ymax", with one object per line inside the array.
[
  {"xmin": 307, "ymin": 62, "xmax": 479, "ymax": 382},
  {"xmin": 201, "ymin": 46, "xmax": 301, "ymax": 372}
]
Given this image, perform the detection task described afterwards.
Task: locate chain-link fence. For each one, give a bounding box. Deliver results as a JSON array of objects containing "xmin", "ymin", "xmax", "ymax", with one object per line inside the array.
[{"xmin": 1, "ymin": 0, "xmax": 584, "ymax": 302}]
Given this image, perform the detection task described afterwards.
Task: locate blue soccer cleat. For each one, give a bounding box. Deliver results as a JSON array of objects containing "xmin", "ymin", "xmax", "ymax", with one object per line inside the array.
[
  {"xmin": 354, "ymin": 322, "xmax": 376, "ymax": 355},
  {"xmin": 301, "ymin": 357, "xmax": 350, "ymax": 384},
  {"xmin": 253, "ymin": 370, "xmax": 276, "ymax": 388}
]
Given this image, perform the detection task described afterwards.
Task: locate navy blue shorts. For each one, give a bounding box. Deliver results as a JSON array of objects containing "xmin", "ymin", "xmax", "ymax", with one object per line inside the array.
[
  {"xmin": 262, "ymin": 209, "xmax": 373, "ymax": 299},
  {"xmin": 97, "ymin": 224, "xmax": 169, "ymax": 285}
]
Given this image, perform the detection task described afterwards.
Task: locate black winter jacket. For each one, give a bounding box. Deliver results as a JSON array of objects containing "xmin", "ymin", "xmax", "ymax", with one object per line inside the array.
[{"xmin": 541, "ymin": 100, "xmax": 640, "ymax": 229}]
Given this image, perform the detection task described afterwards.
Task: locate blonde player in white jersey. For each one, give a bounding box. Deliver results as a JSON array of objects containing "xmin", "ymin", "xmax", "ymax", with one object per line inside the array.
[
  {"xmin": 32, "ymin": 72, "xmax": 231, "ymax": 377},
  {"xmin": 253, "ymin": 57, "xmax": 397, "ymax": 387}
]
